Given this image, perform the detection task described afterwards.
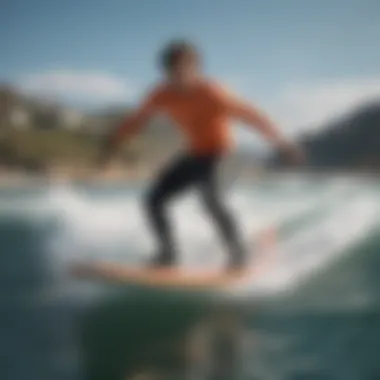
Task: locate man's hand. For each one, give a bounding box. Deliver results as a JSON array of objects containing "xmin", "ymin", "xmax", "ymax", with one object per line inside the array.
[{"xmin": 224, "ymin": 98, "xmax": 307, "ymax": 167}]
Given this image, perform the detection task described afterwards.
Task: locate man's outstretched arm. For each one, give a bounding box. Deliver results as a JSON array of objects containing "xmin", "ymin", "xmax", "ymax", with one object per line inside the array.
[
  {"xmin": 227, "ymin": 96, "xmax": 304, "ymax": 163},
  {"xmin": 231, "ymin": 101, "xmax": 290, "ymax": 146},
  {"xmin": 97, "ymin": 92, "xmax": 159, "ymax": 167}
]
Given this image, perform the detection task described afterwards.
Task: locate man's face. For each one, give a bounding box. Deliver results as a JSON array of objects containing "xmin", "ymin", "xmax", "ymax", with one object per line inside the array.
[{"xmin": 166, "ymin": 55, "xmax": 199, "ymax": 87}]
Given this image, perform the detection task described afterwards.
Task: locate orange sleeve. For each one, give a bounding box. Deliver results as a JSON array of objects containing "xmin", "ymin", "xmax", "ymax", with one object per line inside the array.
[
  {"xmin": 139, "ymin": 85, "xmax": 164, "ymax": 112},
  {"xmin": 205, "ymin": 81, "xmax": 238, "ymax": 112},
  {"xmin": 206, "ymin": 81, "xmax": 286, "ymax": 145},
  {"xmin": 208, "ymin": 83, "xmax": 287, "ymax": 147},
  {"xmin": 207, "ymin": 81, "xmax": 268, "ymax": 122},
  {"xmin": 111, "ymin": 86, "xmax": 163, "ymax": 144}
]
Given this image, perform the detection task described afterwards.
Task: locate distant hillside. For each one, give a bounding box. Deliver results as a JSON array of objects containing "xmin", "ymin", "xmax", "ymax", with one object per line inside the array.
[
  {"xmin": 0, "ymin": 85, "xmax": 262, "ymax": 177},
  {"xmin": 268, "ymin": 101, "xmax": 380, "ymax": 172},
  {"xmin": 0, "ymin": 86, "xmax": 180, "ymax": 171}
]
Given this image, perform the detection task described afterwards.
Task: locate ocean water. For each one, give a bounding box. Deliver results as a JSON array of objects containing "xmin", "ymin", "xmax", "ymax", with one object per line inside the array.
[{"xmin": 1, "ymin": 175, "xmax": 380, "ymax": 380}]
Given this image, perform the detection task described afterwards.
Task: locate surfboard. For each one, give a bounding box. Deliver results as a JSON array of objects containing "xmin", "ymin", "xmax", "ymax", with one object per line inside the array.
[
  {"xmin": 71, "ymin": 262, "xmax": 254, "ymax": 289},
  {"xmin": 70, "ymin": 228, "xmax": 278, "ymax": 290}
]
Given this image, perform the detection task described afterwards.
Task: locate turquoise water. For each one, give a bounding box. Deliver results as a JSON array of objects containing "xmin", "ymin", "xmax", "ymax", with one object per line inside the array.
[{"xmin": 1, "ymin": 175, "xmax": 380, "ymax": 380}]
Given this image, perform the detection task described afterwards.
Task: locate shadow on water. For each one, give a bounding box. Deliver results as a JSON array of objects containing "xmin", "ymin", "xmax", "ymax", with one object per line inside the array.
[{"xmin": 79, "ymin": 287, "xmax": 249, "ymax": 380}]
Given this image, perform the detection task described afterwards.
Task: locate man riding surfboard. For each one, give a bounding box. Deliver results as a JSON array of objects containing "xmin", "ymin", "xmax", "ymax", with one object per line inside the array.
[{"xmin": 97, "ymin": 40, "xmax": 305, "ymax": 271}]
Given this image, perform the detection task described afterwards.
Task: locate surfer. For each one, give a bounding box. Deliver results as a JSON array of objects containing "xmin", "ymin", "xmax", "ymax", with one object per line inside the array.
[{"xmin": 97, "ymin": 40, "xmax": 305, "ymax": 270}]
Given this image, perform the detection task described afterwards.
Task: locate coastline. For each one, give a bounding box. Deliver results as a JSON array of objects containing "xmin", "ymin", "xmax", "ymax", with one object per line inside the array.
[
  {"xmin": 0, "ymin": 163, "xmax": 151, "ymax": 186},
  {"xmin": 0, "ymin": 165, "xmax": 378, "ymax": 188}
]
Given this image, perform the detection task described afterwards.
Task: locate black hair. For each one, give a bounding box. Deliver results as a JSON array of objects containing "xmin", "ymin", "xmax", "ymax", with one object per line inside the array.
[{"xmin": 159, "ymin": 39, "xmax": 200, "ymax": 72}]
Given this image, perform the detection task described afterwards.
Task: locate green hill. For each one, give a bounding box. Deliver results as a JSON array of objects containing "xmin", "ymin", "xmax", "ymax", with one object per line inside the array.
[{"xmin": 268, "ymin": 101, "xmax": 380, "ymax": 172}]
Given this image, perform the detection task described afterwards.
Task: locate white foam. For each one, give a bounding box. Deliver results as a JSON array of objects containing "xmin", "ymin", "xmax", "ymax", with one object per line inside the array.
[
  {"xmin": 231, "ymin": 192, "xmax": 380, "ymax": 298},
  {"xmin": 41, "ymin": 179, "xmax": 380, "ymax": 297}
]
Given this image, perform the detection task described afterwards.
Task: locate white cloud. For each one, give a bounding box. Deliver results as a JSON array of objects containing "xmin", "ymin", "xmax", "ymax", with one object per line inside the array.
[
  {"xmin": 270, "ymin": 77, "xmax": 380, "ymax": 135},
  {"xmin": 230, "ymin": 76, "xmax": 380, "ymax": 152},
  {"xmin": 16, "ymin": 70, "xmax": 134, "ymax": 104}
]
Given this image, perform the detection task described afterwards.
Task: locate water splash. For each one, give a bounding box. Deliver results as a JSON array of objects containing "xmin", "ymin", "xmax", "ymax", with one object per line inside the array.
[{"xmin": 37, "ymin": 177, "xmax": 380, "ymax": 298}]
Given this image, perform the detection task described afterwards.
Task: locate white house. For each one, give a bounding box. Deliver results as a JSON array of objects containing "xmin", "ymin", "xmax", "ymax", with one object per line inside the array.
[
  {"xmin": 9, "ymin": 107, "xmax": 30, "ymax": 129},
  {"xmin": 60, "ymin": 109, "xmax": 84, "ymax": 130}
]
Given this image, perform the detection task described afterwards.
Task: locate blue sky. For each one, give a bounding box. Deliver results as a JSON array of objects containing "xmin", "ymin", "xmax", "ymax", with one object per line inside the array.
[{"xmin": 2, "ymin": 0, "xmax": 380, "ymax": 136}]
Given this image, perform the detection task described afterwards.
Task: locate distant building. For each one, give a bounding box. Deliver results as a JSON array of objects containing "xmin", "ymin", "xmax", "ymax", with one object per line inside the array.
[
  {"xmin": 9, "ymin": 107, "xmax": 30, "ymax": 129},
  {"xmin": 60, "ymin": 109, "xmax": 85, "ymax": 130},
  {"xmin": 0, "ymin": 84, "xmax": 92, "ymax": 130},
  {"xmin": 0, "ymin": 85, "xmax": 21, "ymax": 128}
]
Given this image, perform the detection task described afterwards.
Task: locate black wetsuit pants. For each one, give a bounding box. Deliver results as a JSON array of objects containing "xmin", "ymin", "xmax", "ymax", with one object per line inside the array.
[{"xmin": 145, "ymin": 153, "xmax": 245, "ymax": 268}]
